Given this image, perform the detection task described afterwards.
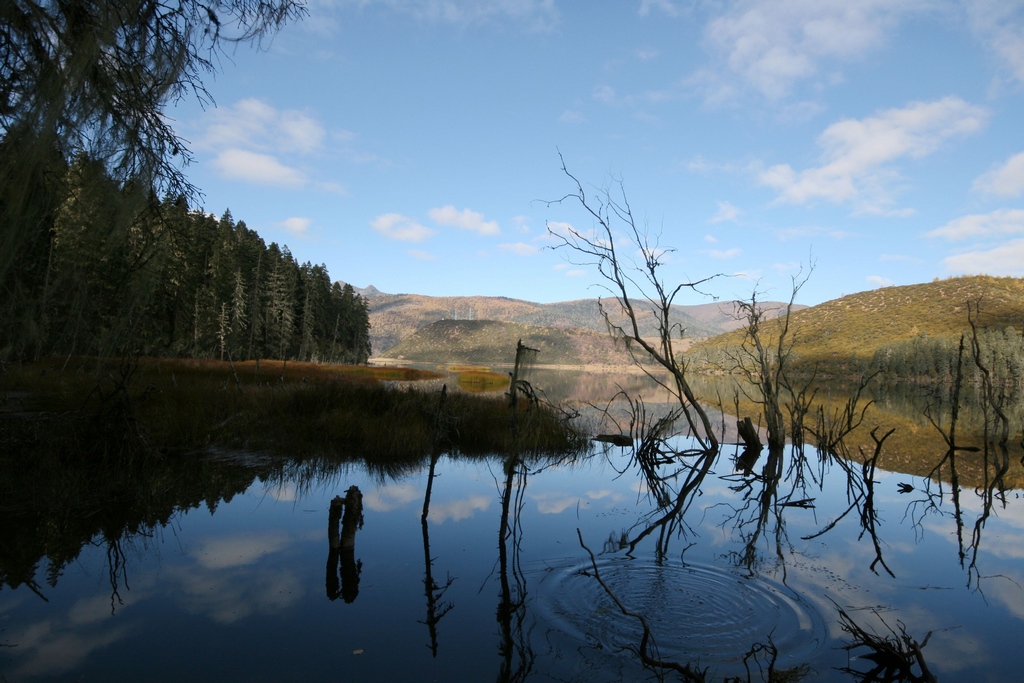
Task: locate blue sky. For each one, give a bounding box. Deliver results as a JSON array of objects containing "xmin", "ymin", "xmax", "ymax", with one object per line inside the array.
[{"xmin": 171, "ymin": 0, "xmax": 1024, "ymax": 307}]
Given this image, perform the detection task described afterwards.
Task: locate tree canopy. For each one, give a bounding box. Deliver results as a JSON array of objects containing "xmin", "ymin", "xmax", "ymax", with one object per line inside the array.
[
  {"xmin": 0, "ymin": 1, "xmax": 374, "ymax": 365},
  {"xmin": 1, "ymin": 0, "xmax": 306, "ymax": 283},
  {"xmin": 0, "ymin": 155, "xmax": 371, "ymax": 363}
]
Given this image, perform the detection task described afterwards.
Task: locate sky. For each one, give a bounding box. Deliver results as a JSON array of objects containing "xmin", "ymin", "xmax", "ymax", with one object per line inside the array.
[{"xmin": 170, "ymin": 0, "xmax": 1024, "ymax": 307}]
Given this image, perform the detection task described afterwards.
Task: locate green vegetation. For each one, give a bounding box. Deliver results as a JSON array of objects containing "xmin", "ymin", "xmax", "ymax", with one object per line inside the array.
[
  {"xmin": 693, "ymin": 275, "xmax": 1024, "ymax": 378},
  {"xmin": 456, "ymin": 370, "xmax": 510, "ymax": 393},
  {"xmin": 1, "ymin": 0, "xmax": 305, "ymax": 284},
  {"xmin": 1, "ymin": 355, "xmax": 585, "ymax": 465},
  {"xmin": 379, "ymin": 319, "xmax": 642, "ymax": 366},
  {"xmin": 0, "ymin": 156, "xmax": 371, "ymax": 364},
  {"xmin": 871, "ymin": 324, "xmax": 1024, "ymax": 385}
]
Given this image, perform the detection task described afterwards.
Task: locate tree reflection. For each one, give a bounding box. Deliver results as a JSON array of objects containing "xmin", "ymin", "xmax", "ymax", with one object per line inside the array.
[
  {"xmin": 495, "ymin": 343, "xmax": 541, "ymax": 682},
  {"xmin": 836, "ymin": 604, "xmax": 937, "ymax": 683},
  {"xmin": 907, "ymin": 311, "xmax": 1019, "ymax": 589},
  {"xmin": 0, "ymin": 451, "xmax": 270, "ymax": 610},
  {"xmin": 420, "ymin": 449, "xmax": 455, "ymax": 657},
  {"xmin": 494, "ymin": 450, "xmax": 535, "ymax": 681}
]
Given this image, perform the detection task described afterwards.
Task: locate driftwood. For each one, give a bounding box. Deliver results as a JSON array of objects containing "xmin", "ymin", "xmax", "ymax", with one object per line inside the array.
[{"xmin": 594, "ymin": 433, "xmax": 633, "ymax": 447}]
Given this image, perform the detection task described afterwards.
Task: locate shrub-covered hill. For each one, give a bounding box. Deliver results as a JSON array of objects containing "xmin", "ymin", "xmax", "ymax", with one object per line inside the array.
[
  {"xmin": 376, "ymin": 319, "xmax": 642, "ymax": 367},
  {"xmin": 692, "ymin": 275, "xmax": 1024, "ymax": 374}
]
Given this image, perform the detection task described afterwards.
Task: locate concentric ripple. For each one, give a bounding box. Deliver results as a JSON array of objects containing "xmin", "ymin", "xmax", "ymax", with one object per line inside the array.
[{"xmin": 534, "ymin": 556, "xmax": 828, "ymax": 672}]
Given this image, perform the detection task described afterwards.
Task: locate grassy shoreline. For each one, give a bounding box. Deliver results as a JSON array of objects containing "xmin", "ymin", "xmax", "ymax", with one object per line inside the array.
[{"xmin": 1, "ymin": 356, "xmax": 589, "ymax": 465}]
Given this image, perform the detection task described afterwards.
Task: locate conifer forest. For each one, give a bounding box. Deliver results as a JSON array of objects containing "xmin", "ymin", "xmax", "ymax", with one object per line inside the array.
[{"xmin": 1, "ymin": 154, "xmax": 371, "ymax": 365}]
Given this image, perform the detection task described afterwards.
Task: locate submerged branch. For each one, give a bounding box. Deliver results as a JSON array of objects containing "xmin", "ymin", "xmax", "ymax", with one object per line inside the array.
[{"xmin": 576, "ymin": 529, "xmax": 708, "ymax": 682}]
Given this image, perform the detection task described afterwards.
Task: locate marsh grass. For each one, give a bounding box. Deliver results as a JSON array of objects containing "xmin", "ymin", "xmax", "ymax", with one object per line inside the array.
[
  {"xmin": 1, "ymin": 356, "xmax": 586, "ymax": 466},
  {"xmin": 455, "ymin": 370, "xmax": 510, "ymax": 393},
  {"xmin": 1, "ymin": 355, "xmax": 589, "ymax": 600}
]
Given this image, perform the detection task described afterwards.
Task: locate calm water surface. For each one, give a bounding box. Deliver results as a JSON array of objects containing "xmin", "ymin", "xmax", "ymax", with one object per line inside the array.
[{"xmin": 2, "ymin": 372, "xmax": 1024, "ymax": 682}]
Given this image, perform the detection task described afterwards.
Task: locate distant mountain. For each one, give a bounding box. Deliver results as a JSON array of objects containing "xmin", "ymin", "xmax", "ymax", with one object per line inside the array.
[
  {"xmin": 378, "ymin": 319, "xmax": 642, "ymax": 367},
  {"xmin": 358, "ymin": 286, "xmax": 803, "ymax": 357},
  {"xmin": 692, "ymin": 275, "xmax": 1024, "ymax": 372}
]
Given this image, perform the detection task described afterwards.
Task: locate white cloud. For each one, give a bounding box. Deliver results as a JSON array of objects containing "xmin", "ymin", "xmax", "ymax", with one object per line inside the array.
[
  {"xmin": 927, "ymin": 209, "xmax": 1024, "ymax": 240},
  {"xmin": 973, "ymin": 152, "xmax": 1024, "ymax": 197},
  {"xmin": 198, "ymin": 98, "xmax": 325, "ymax": 155},
  {"xmin": 277, "ymin": 111, "xmax": 327, "ymax": 153},
  {"xmin": 371, "ymin": 213, "xmax": 435, "ymax": 242},
  {"xmin": 498, "ymin": 242, "xmax": 539, "ymax": 256},
  {"xmin": 529, "ymin": 491, "xmax": 579, "ymax": 514},
  {"xmin": 408, "ymin": 249, "xmax": 436, "ymax": 260},
  {"xmin": 12, "ymin": 621, "xmax": 128, "ymax": 678},
  {"xmin": 704, "ymin": 234, "xmax": 719, "ymax": 243},
  {"xmin": 212, "ymin": 149, "xmax": 306, "ymax": 186},
  {"xmin": 191, "ymin": 533, "xmax": 292, "ymax": 570},
  {"xmin": 710, "ymin": 200, "xmax": 741, "ymax": 223},
  {"xmin": 428, "ymin": 205, "xmax": 500, "ymax": 235},
  {"xmin": 709, "ymin": 247, "xmax": 741, "ymax": 259},
  {"xmin": 758, "ymin": 97, "xmax": 988, "ymax": 211},
  {"xmin": 867, "ymin": 275, "xmax": 893, "ymax": 287},
  {"xmin": 364, "ymin": 482, "xmax": 420, "ymax": 511},
  {"xmin": 702, "ymin": 0, "xmax": 925, "ymax": 99},
  {"xmin": 428, "ymin": 495, "xmax": 491, "ymax": 523},
  {"xmin": 280, "ymin": 217, "xmax": 311, "ymax": 236},
  {"xmin": 942, "ymin": 238, "xmax": 1024, "ymax": 275},
  {"xmin": 170, "ymin": 564, "xmax": 303, "ymax": 624},
  {"xmin": 967, "ymin": 0, "xmax": 1024, "ymax": 84},
  {"xmin": 265, "ymin": 482, "xmax": 298, "ymax": 501},
  {"xmin": 512, "ymin": 215, "xmax": 532, "ymax": 233},
  {"xmin": 193, "ymin": 98, "xmax": 369, "ymax": 189}
]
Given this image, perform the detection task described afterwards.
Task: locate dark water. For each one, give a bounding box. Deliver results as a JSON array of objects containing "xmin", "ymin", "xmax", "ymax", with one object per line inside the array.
[{"xmin": 2, "ymin": 372, "xmax": 1024, "ymax": 682}]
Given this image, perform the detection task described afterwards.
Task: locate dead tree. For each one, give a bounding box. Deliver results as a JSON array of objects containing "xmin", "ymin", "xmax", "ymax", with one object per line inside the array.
[
  {"xmin": 729, "ymin": 267, "xmax": 813, "ymax": 459},
  {"xmin": 545, "ymin": 155, "xmax": 720, "ymax": 454}
]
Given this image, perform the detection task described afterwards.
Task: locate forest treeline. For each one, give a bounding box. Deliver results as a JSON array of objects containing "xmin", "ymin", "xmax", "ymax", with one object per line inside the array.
[
  {"xmin": 870, "ymin": 326, "xmax": 1024, "ymax": 386},
  {"xmin": 693, "ymin": 324, "xmax": 1024, "ymax": 389},
  {"xmin": 0, "ymin": 153, "xmax": 370, "ymax": 364}
]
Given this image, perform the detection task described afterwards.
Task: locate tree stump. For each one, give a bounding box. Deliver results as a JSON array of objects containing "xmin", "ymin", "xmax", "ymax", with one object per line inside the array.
[{"xmin": 737, "ymin": 417, "xmax": 763, "ymax": 452}]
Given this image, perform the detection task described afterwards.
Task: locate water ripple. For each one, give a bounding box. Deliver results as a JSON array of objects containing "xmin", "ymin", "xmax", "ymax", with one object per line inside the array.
[{"xmin": 533, "ymin": 555, "xmax": 828, "ymax": 674}]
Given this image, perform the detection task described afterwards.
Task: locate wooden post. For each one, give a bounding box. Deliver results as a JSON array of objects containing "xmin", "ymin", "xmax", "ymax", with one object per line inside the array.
[
  {"xmin": 340, "ymin": 485, "xmax": 363, "ymax": 549},
  {"xmin": 327, "ymin": 487, "xmax": 363, "ymax": 603},
  {"xmin": 328, "ymin": 495, "xmax": 344, "ymax": 549}
]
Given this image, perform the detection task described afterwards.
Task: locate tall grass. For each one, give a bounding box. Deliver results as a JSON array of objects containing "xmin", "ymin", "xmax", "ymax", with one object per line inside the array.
[{"xmin": 1, "ymin": 356, "xmax": 587, "ymax": 465}]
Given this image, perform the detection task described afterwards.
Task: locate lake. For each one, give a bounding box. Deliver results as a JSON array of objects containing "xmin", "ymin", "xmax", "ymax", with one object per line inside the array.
[{"xmin": 2, "ymin": 368, "xmax": 1023, "ymax": 682}]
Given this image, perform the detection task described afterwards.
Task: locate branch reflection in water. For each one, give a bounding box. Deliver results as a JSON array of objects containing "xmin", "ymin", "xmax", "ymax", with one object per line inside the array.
[
  {"xmin": 420, "ymin": 444, "xmax": 455, "ymax": 654},
  {"xmin": 6, "ymin": 354, "xmax": 1024, "ymax": 680}
]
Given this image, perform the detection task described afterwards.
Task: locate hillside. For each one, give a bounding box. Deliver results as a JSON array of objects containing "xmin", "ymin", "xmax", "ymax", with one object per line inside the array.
[
  {"xmin": 693, "ymin": 275, "xmax": 1024, "ymax": 372},
  {"xmin": 376, "ymin": 319, "xmax": 643, "ymax": 367},
  {"xmin": 359, "ymin": 287, "xmax": 801, "ymax": 356}
]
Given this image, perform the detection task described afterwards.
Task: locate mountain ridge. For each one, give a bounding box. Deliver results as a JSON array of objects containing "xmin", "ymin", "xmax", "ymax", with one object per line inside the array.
[
  {"xmin": 361, "ymin": 275, "xmax": 1024, "ymax": 370},
  {"xmin": 351, "ymin": 285, "xmax": 802, "ymax": 356}
]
